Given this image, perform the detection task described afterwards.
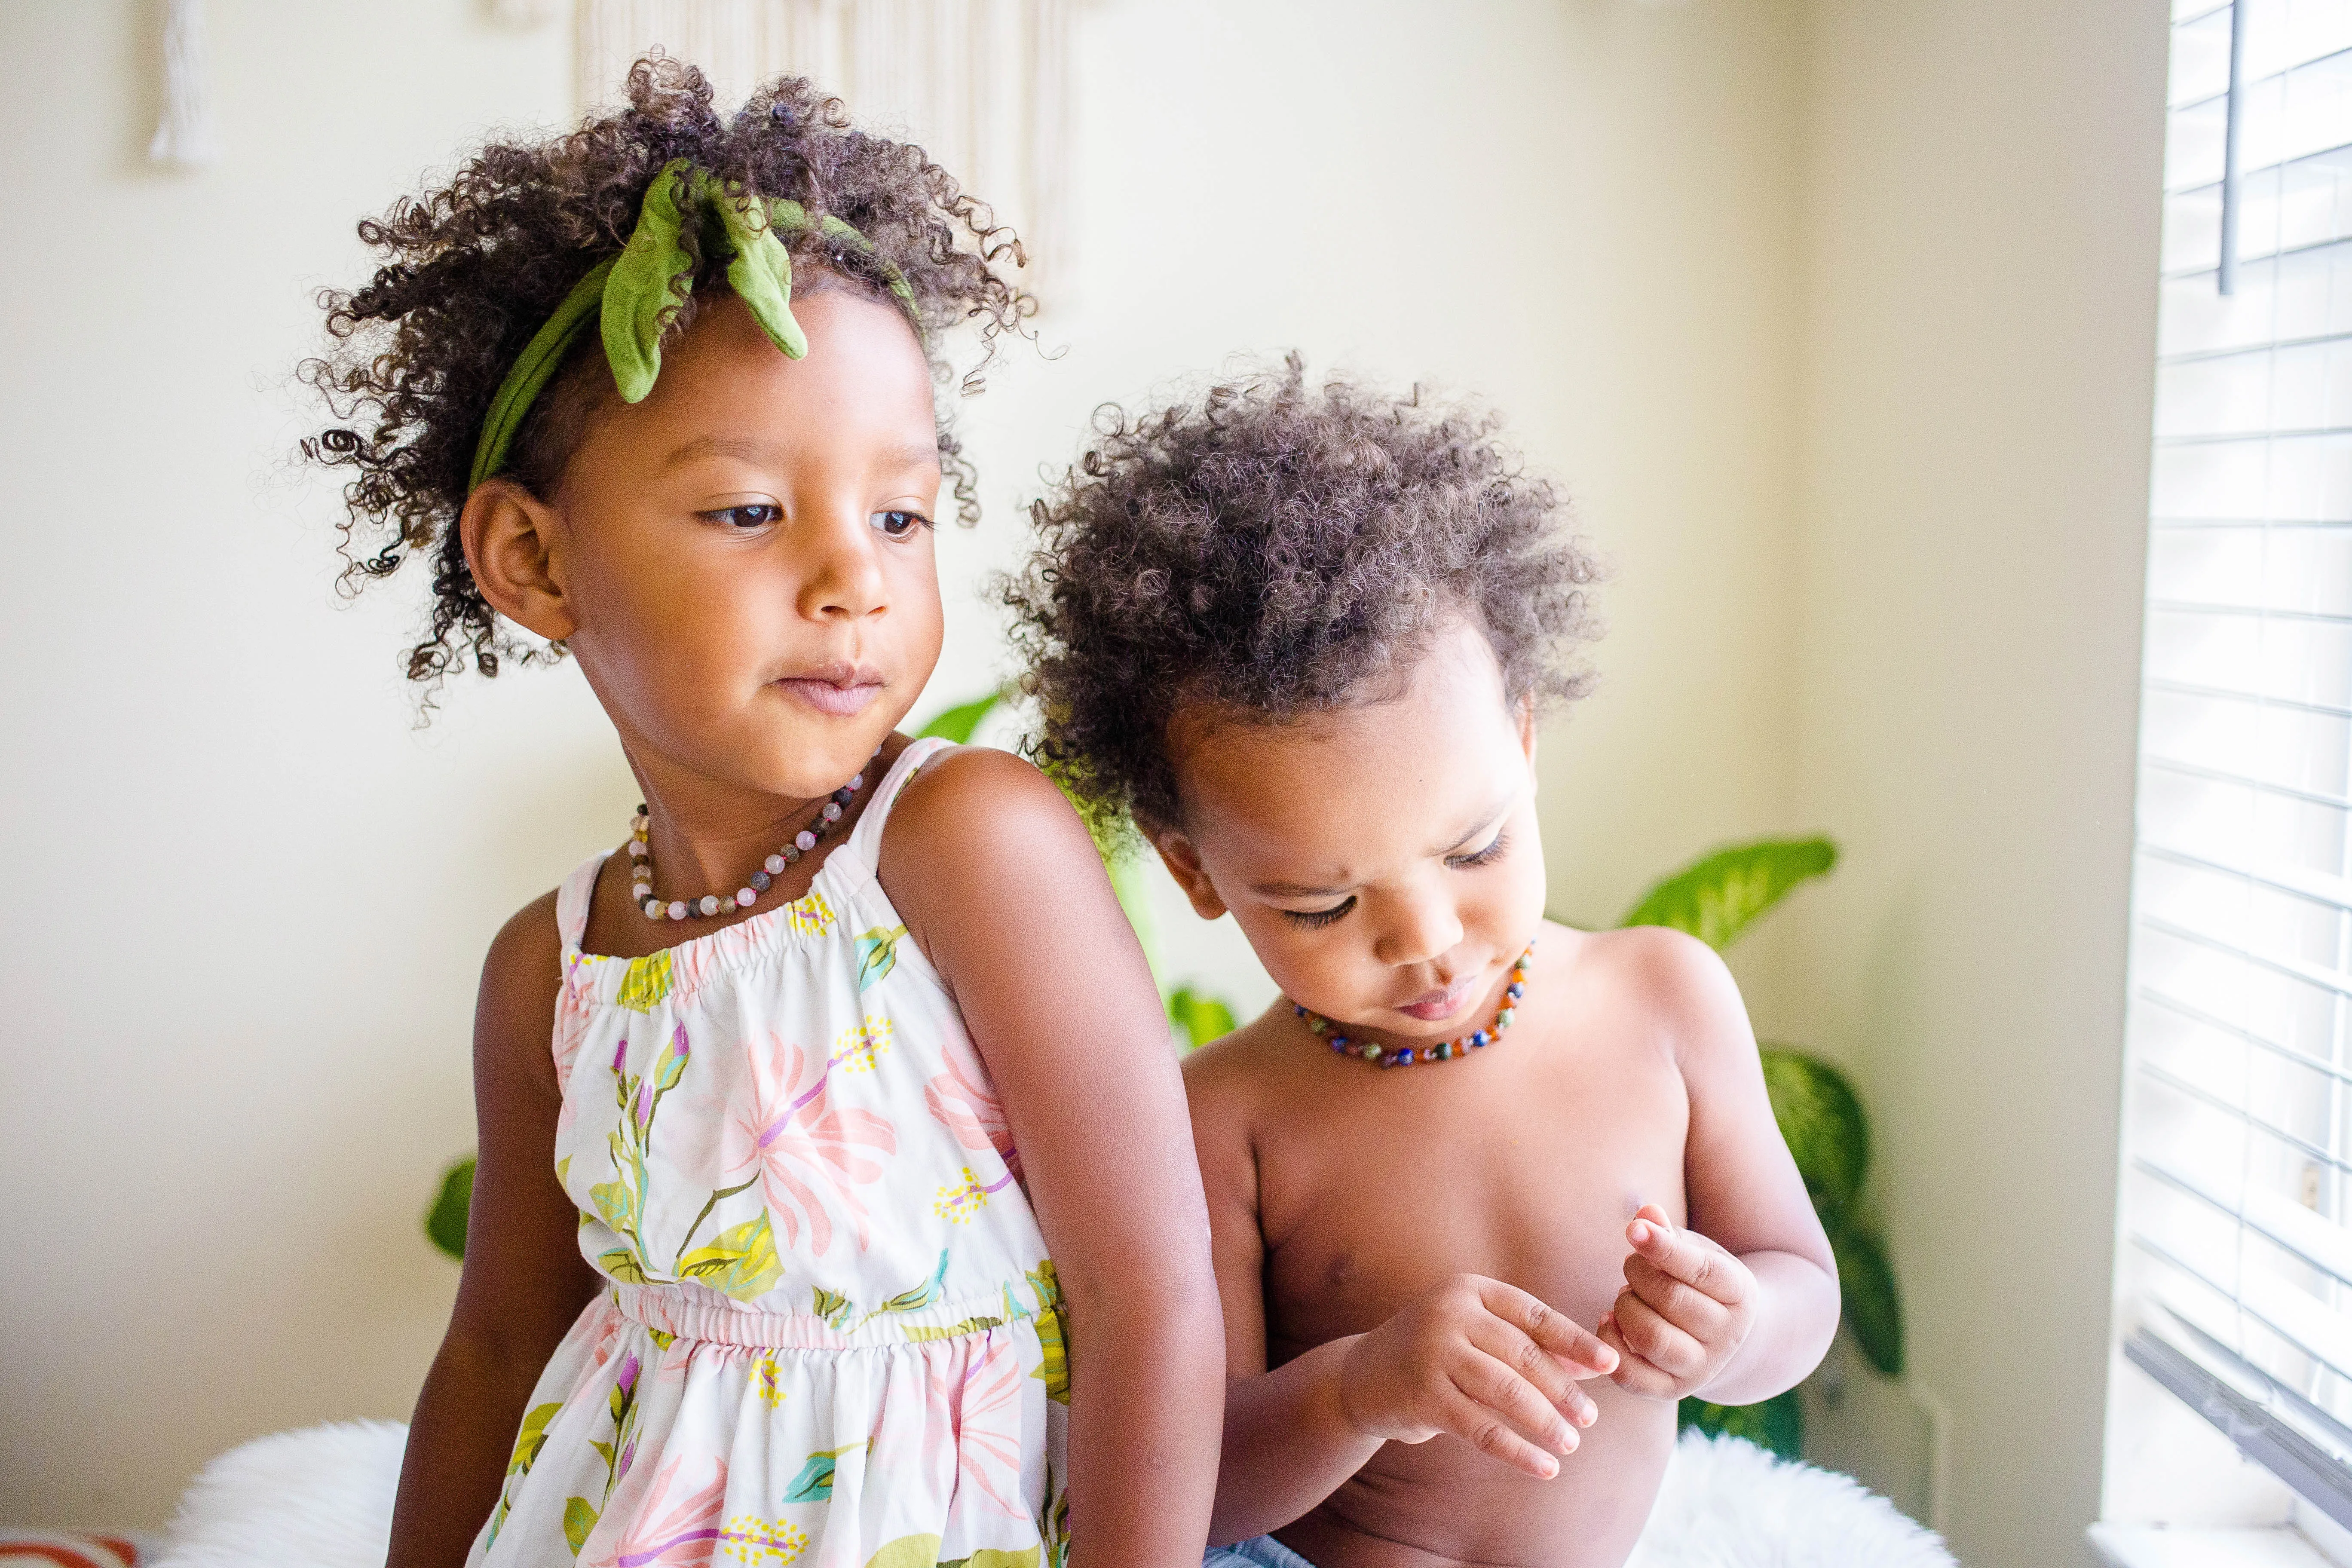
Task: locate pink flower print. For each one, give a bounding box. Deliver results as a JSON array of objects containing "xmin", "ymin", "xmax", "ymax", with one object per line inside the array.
[
  {"xmin": 923, "ymin": 1037, "xmax": 1022, "ymax": 1186},
  {"xmin": 722, "ymin": 1033, "xmax": 897, "ymax": 1256},
  {"xmin": 616, "ymin": 1352, "xmax": 642, "ymax": 1397},
  {"xmin": 594, "ymin": 1453, "xmax": 726, "ymax": 1568},
  {"xmin": 948, "ymin": 1334, "xmax": 1031, "ymax": 1519}
]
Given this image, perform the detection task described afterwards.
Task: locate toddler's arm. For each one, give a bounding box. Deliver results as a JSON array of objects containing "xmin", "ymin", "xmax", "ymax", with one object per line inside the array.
[
  {"xmin": 1596, "ymin": 931, "xmax": 1839, "ymax": 1406},
  {"xmin": 883, "ymin": 750, "xmax": 1223, "ymax": 1568},
  {"xmin": 1186, "ymin": 1059, "xmax": 1615, "ymax": 1546},
  {"xmin": 386, "ymin": 896, "xmax": 605, "ymax": 1568}
]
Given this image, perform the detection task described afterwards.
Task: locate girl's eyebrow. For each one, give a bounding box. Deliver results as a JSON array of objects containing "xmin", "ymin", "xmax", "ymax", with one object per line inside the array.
[
  {"xmin": 658, "ymin": 435, "xmax": 943, "ymax": 475},
  {"xmin": 660, "ymin": 434, "xmax": 772, "ymax": 471}
]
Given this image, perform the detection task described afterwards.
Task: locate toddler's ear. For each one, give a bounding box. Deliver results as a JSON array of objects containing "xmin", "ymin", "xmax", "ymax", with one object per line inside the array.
[
  {"xmin": 1517, "ymin": 692, "xmax": 1540, "ymax": 767},
  {"xmin": 1147, "ymin": 828, "xmax": 1229, "ymax": 922},
  {"xmin": 461, "ymin": 480, "xmax": 577, "ymax": 643}
]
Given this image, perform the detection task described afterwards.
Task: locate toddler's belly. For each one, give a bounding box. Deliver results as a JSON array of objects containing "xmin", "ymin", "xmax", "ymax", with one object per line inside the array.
[{"xmin": 1272, "ymin": 1386, "xmax": 1675, "ymax": 1568}]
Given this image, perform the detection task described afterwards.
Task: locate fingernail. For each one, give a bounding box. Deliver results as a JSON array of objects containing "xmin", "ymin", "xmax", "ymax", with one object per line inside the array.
[
  {"xmin": 1631, "ymin": 1222, "xmax": 1651, "ymax": 1244},
  {"xmin": 1540, "ymin": 1457, "xmax": 1559, "ymax": 1478}
]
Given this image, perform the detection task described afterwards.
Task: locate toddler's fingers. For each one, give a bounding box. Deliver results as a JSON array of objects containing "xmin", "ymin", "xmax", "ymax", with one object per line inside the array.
[
  {"xmin": 1626, "ymin": 1208, "xmax": 1748, "ymax": 1307},
  {"xmin": 1597, "ymin": 1314, "xmax": 1677, "ymax": 1398},
  {"xmin": 1468, "ymin": 1317, "xmax": 1603, "ymax": 1427},
  {"xmin": 1623, "ymin": 1254, "xmax": 1733, "ymax": 1341},
  {"xmin": 1609, "ymin": 1291, "xmax": 1709, "ymax": 1383},
  {"xmin": 1478, "ymin": 1278, "xmax": 1617, "ymax": 1375},
  {"xmin": 1444, "ymin": 1357, "xmax": 1580, "ymax": 1470}
]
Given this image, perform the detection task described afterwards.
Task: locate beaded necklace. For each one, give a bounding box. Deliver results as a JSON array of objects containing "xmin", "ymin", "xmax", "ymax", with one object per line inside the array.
[
  {"xmin": 1294, "ymin": 943, "xmax": 1534, "ymax": 1068},
  {"xmin": 628, "ymin": 747, "xmax": 879, "ymax": 922}
]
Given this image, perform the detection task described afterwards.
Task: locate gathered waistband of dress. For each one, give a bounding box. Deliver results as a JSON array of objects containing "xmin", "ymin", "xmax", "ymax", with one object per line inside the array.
[{"xmin": 610, "ymin": 1281, "xmax": 1050, "ymax": 1351}]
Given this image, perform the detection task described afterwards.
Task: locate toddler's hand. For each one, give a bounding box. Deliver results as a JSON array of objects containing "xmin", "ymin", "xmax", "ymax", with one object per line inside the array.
[
  {"xmin": 1338, "ymin": 1273, "xmax": 1618, "ymax": 1479},
  {"xmin": 1597, "ymin": 1203, "xmax": 1757, "ymax": 1401}
]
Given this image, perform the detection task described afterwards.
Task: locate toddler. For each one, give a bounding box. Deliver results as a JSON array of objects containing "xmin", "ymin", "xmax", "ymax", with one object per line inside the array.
[
  {"xmin": 1005, "ymin": 361, "xmax": 1838, "ymax": 1568},
  {"xmin": 303, "ymin": 61, "xmax": 1222, "ymax": 1568}
]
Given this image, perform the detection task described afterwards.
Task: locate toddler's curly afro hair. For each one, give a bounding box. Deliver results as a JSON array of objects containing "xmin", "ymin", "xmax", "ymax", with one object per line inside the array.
[
  {"xmin": 1005, "ymin": 356, "xmax": 1602, "ymax": 833},
  {"xmin": 303, "ymin": 57, "xmax": 1032, "ymax": 686}
]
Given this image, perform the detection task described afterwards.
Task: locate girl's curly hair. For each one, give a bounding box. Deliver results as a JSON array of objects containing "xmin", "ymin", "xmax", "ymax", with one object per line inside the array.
[
  {"xmin": 303, "ymin": 57, "xmax": 1033, "ymax": 686},
  {"xmin": 1004, "ymin": 357, "xmax": 1603, "ymax": 833}
]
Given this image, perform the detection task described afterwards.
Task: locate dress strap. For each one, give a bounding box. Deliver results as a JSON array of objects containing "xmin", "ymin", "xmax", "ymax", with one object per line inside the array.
[
  {"xmin": 554, "ymin": 851, "xmax": 609, "ymax": 952},
  {"xmin": 844, "ymin": 735, "xmax": 956, "ymax": 872}
]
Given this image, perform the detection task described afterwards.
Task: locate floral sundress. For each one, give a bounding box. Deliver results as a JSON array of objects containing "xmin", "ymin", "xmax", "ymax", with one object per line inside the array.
[{"xmin": 472, "ymin": 738, "xmax": 1069, "ymax": 1568}]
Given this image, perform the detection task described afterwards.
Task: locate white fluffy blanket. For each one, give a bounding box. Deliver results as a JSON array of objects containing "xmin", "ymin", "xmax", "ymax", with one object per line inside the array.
[{"xmin": 150, "ymin": 1423, "xmax": 1953, "ymax": 1568}]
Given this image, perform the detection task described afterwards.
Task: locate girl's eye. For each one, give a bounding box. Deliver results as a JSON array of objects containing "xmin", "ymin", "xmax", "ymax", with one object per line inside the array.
[
  {"xmin": 708, "ymin": 504, "xmax": 781, "ymax": 530},
  {"xmin": 1281, "ymin": 897, "xmax": 1356, "ymax": 929},
  {"xmin": 871, "ymin": 508, "xmax": 933, "ymax": 539},
  {"xmin": 1449, "ymin": 829, "xmax": 1510, "ymax": 870}
]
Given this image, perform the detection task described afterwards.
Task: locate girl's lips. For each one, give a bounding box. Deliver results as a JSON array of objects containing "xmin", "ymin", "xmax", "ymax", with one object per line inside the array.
[
  {"xmin": 774, "ymin": 676, "xmax": 883, "ymax": 717},
  {"xmin": 1396, "ymin": 976, "xmax": 1476, "ymax": 1022}
]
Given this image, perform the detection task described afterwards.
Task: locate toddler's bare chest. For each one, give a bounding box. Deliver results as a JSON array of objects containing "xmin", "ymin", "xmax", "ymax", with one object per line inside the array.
[{"xmin": 1255, "ymin": 1036, "xmax": 1689, "ymax": 1355}]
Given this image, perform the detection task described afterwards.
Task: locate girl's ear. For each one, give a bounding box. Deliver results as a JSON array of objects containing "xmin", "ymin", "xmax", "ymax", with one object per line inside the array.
[
  {"xmin": 460, "ymin": 480, "xmax": 577, "ymax": 643},
  {"xmin": 1148, "ymin": 826, "xmax": 1230, "ymax": 922},
  {"xmin": 1517, "ymin": 692, "xmax": 1540, "ymax": 771}
]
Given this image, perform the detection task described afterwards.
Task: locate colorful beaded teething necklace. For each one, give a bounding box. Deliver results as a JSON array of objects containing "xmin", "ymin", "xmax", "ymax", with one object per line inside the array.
[
  {"xmin": 1294, "ymin": 943, "xmax": 1535, "ymax": 1068},
  {"xmin": 628, "ymin": 747, "xmax": 879, "ymax": 922}
]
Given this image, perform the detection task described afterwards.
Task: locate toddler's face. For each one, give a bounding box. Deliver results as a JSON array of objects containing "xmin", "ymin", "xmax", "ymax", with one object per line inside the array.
[
  {"xmin": 499, "ymin": 287, "xmax": 943, "ymax": 800},
  {"xmin": 1152, "ymin": 620, "xmax": 1550, "ymax": 1043}
]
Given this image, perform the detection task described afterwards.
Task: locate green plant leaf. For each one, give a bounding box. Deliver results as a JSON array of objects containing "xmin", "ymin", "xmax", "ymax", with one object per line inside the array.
[
  {"xmin": 1832, "ymin": 1223, "xmax": 1906, "ymax": 1378},
  {"xmin": 1618, "ymin": 836, "xmax": 1837, "ymax": 950},
  {"xmin": 425, "ymin": 1156, "xmax": 475, "ymax": 1261},
  {"xmin": 917, "ymin": 692, "xmax": 1003, "ymax": 744},
  {"xmin": 1678, "ymin": 1388, "xmax": 1803, "ymax": 1460},
  {"xmin": 1168, "ymin": 986, "xmax": 1238, "ymax": 1052},
  {"xmin": 1759, "ymin": 1047, "xmax": 1869, "ymax": 1222}
]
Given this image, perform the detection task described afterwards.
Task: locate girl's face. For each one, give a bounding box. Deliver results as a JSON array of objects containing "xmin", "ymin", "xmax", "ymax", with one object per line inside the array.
[
  {"xmin": 476, "ymin": 287, "xmax": 943, "ymax": 805},
  {"xmin": 1152, "ymin": 619, "xmax": 1550, "ymax": 1042}
]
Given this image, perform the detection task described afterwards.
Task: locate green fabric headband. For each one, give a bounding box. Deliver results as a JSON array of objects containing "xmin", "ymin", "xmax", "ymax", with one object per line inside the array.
[{"xmin": 467, "ymin": 158, "xmax": 918, "ymax": 491}]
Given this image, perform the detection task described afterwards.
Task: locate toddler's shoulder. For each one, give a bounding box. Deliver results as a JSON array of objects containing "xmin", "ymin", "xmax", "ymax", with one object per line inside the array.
[{"xmin": 1559, "ymin": 920, "xmax": 1750, "ymax": 1065}]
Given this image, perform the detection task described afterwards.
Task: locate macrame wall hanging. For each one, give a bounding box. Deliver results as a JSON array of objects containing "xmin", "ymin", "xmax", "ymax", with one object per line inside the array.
[
  {"xmin": 576, "ymin": 0, "xmax": 1076, "ymax": 291},
  {"xmin": 148, "ymin": 0, "xmax": 219, "ymax": 168}
]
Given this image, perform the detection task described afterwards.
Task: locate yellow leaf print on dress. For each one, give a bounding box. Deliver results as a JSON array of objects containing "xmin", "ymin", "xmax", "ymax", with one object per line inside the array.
[
  {"xmin": 855, "ymin": 925, "xmax": 907, "ymax": 991},
  {"xmin": 615, "ymin": 949, "xmax": 674, "ymax": 1014},
  {"xmin": 677, "ymin": 1213, "xmax": 786, "ymax": 1302}
]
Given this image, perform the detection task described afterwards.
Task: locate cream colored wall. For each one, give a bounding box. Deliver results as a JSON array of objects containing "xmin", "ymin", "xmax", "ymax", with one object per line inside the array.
[
  {"xmin": 0, "ymin": 0, "xmax": 1804, "ymax": 1526},
  {"xmin": 1786, "ymin": 3, "xmax": 2169, "ymax": 1567}
]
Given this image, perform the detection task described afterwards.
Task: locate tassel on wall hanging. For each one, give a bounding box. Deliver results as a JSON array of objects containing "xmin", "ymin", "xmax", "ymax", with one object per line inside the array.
[
  {"xmin": 149, "ymin": 0, "xmax": 220, "ymax": 168},
  {"xmin": 576, "ymin": 0, "xmax": 1076, "ymax": 293}
]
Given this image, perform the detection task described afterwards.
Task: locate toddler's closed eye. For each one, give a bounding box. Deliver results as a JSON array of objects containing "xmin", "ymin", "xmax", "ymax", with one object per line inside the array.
[{"xmin": 1448, "ymin": 829, "xmax": 1510, "ymax": 869}]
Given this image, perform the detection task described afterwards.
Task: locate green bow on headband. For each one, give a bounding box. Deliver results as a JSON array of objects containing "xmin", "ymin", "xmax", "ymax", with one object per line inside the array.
[{"xmin": 468, "ymin": 158, "xmax": 917, "ymax": 491}]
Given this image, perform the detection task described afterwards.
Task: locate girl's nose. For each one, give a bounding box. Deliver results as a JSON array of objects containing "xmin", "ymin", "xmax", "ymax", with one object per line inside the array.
[
  {"xmin": 796, "ymin": 511, "xmax": 889, "ymax": 622},
  {"xmin": 1371, "ymin": 894, "xmax": 1465, "ymax": 970}
]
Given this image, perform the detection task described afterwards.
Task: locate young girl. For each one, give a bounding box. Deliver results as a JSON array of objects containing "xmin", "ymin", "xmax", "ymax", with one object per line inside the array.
[
  {"xmin": 1004, "ymin": 361, "xmax": 1839, "ymax": 1568},
  {"xmin": 303, "ymin": 62, "xmax": 1223, "ymax": 1568}
]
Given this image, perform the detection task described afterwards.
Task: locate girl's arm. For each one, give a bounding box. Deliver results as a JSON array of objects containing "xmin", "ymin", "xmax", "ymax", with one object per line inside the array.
[
  {"xmin": 884, "ymin": 750, "xmax": 1223, "ymax": 1568},
  {"xmin": 386, "ymin": 894, "xmax": 605, "ymax": 1568},
  {"xmin": 1598, "ymin": 929, "xmax": 1839, "ymax": 1406}
]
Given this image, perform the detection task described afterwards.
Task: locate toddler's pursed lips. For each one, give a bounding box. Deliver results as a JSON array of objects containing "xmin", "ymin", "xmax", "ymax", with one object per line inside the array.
[
  {"xmin": 774, "ymin": 661, "xmax": 884, "ymax": 717},
  {"xmin": 1396, "ymin": 974, "xmax": 1476, "ymax": 1022}
]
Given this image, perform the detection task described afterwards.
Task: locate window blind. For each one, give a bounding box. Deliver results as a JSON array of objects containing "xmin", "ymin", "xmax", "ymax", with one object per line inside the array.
[{"xmin": 2123, "ymin": 0, "xmax": 2352, "ymax": 1522}]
